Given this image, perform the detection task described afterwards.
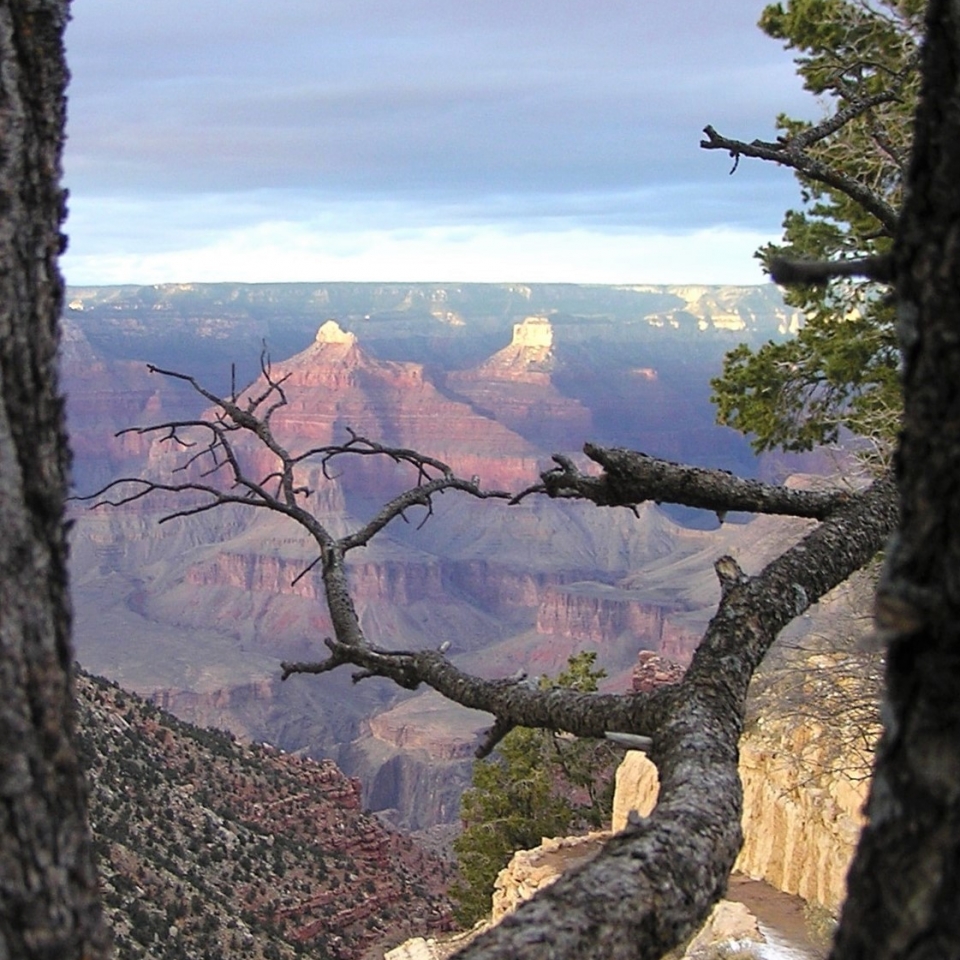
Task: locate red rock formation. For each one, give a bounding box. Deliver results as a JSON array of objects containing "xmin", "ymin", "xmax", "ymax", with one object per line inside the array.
[
  {"xmin": 237, "ymin": 320, "xmax": 543, "ymax": 492},
  {"xmin": 631, "ymin": 650, "xmax": 686, "ymax": 692},
  {"xmin": 535, "ymin": 583, "xmax": 673, "ymax": 647},
  {"xmin": 446, "ymin": 316, "xmax": 592, "ymax": 452},
  {"xmin": 658, "ymin": 618, "xmax": 703, "ymax": 664},
  {"xmin": 184, "ymin": 551, "xmax": 447, "ymax": 607},
  {"xmin": 150, "ymin": 680, "xmax": 279, "ymax": 737},
  {"xmin": 367, "ymin": 702, "xmax": 485, "ymax": 761},
  {"xmin": 61, "ymin": 318, "xmax": 201, "ymax": 488},
  {"xmin": 443, "ymin": 560, "xmax": 584, "ymax": 614}
]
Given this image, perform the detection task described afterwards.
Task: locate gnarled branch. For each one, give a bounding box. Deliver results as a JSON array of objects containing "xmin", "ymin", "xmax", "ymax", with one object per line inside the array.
[
  {"xmin": 525, "ymin": 444, "xmax": 856, "ymax": 520},
  {"xmin": 768, "ymin": 254, "xmax": 895, "ymax": 286},
  {"xmin": 445, "ymin": 473, "xmax": 898, "ymax": 960},
  {"xmin": 87, "ymin": 353, "xmax": 900, "ymax": 960}
]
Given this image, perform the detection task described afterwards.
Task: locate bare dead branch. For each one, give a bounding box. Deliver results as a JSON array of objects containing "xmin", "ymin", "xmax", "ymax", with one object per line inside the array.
[
  {"xmin": 322, "ymin": 428, "xmax": 458, "ymax": 482},
  {"xmin": 79, "ymin": 477, "xmax": 287, "ymax": 520},
  {"xmin": 283, "ymin": 474, "xmax": 895, "ymax": 743},
  {"xmin": 416, "ymin": 474, "xmax": 898, "ymax": 960},
  {"xmin": 88, "ymin": 347, "xmax": 904, "ymax": 960},
  {"xmin": 788, "ymin": 90, "xmax": 902, "ymax": 150},
  {"xmin": 282, "ymin": 638, "xmax": 673, "ymax": 749},
  {"xmin": 340, "ymin": 475, "xmax": 512, "ymax": 553},
  {"xmin": 290, "ymin": 554, "xmax": 323, "ymax": 588}
]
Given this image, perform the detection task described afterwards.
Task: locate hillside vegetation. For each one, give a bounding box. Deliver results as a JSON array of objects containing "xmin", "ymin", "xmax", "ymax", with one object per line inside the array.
[{"xmin": 75, "ymin": 673, "xmax": 454, "ymax": 959}]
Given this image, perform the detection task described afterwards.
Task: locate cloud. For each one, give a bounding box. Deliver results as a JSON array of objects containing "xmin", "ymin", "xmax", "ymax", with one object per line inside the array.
[
  {"xmin": 63, "ymin": 0, "xmax": 814, "ymax": 283},
  {"xmin": 62, "ymin": 191, "xmax": 776, "ymax": 287}
]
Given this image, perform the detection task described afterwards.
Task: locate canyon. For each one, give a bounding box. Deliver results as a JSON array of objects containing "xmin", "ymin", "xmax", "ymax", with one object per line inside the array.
[{"xmin": 64, "ymin": 281, "xmax": 824, "ymax": 830}]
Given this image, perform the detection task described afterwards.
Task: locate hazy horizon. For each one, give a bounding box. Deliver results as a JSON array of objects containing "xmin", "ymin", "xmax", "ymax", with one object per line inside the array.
[{"xmin": 63, "ymin": 277, "xmax": 782, "ymax": 292}]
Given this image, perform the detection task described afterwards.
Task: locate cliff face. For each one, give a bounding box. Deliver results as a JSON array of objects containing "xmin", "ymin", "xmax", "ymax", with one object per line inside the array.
[
  {"xmin": 388, "ymin": 825, "xmax": 764, "ymax": 960},
  {"xmin": 535, "ymin": 583, "xmax": 670, "ymax": 646},
  {"xmin": 489, "ymin": 835, "xmax": 763, "ymax": 959},
  {"xmin": 612, "ymin": 731, "xmax": 867, "ymax": 912},
  {"xmin": 60, "ymin": 318, "xmax": 204, "ymax": 490},
  {"xmin": 341, "ymin": 738, "xmax": 474, "ymax": 831},
  {"xmin": 184, "ymin": 550, "xmax": 447, "ymax": 608},
  {"xmin": 491, "ymin": 834, "xmax": 609, "ymax": 922},
  {"xmin": 735, "ymin": 720, "xmax": 867, "ymax": 910}
]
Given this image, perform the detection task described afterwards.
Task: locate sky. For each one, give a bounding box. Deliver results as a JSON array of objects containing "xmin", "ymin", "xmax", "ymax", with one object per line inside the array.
[{"xmin": 62, "ymin": 1, "xmax": 816, "ymax": 287}]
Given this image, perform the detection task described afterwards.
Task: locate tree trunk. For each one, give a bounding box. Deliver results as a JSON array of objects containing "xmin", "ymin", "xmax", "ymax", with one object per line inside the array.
[
  {"xmin": 832, "ymin": 1, "xmax": 960, "ymax": 957},
  {"xmin": 0, "ymin": 2, "xmax": 112, "ymax": 957}
]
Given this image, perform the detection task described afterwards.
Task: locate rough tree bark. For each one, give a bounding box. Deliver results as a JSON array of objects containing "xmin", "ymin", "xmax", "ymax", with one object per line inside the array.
[
  {"xmin": 64, "ymin": 2, "xmax": 960, "ymax": 959},
  {"xmin": 830, "ymin": 1, "xmax": 960, "ymax": 956},
  {"xmin": 0, "ymin": 2, "xmax": 112, "ymax": 958}
]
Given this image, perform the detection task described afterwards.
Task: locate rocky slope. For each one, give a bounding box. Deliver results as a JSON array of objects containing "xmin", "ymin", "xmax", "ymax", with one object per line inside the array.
[{"xmin": 77, "ymin": 672, "xmax": 454, "ymax": 960}]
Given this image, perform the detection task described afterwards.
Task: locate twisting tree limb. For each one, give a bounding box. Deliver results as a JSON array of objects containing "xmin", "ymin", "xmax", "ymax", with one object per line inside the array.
[
  {"xmin": 79, "ymin": 363, "xmax": 513, "ymax": 650},
  {"xmin": 282, "ymin": 638, "xmax": 675, "ymax": 759},
  {"xmin": 785, "ymin": 91, "xmax": 902, "ymax": 151},
  {"xmin": 768, "ymin": 254, "xmax": 895, "ymax": 286},
  {"xmin": 443, "ymin": 473, "xmax": 898, "ymax": 960}
]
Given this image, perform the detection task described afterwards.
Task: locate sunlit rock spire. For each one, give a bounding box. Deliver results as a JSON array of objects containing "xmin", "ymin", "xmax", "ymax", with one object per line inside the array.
[{"xmin": 315, "ymin": 319, "xmax": 357, "ymax": 345}]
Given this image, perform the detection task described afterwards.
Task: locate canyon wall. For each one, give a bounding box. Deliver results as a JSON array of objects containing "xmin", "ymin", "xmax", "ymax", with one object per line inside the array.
[
  {"xmin": 613, "ymin": 731, "xmax": 867, "ymax": 912},
  {"xmin": 735, "ymin": 720, "xmax": 867, "ymax": 910}
]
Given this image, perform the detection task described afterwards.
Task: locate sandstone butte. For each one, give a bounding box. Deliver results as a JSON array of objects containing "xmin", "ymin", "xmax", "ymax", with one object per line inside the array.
[
  {"xmin": 239, "ymin": 318, "xmax": 544, "ymax": 493},
  {"xmin": 446, "ymin": 316, "xmax": 593, "ymax": 452}
]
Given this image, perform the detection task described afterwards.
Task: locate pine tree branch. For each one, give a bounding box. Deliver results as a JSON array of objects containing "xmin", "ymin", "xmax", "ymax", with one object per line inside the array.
[
  {"xmin": 701, "ymin": 123, "xmax": 900, "ymax": 234},
  {"xmin": 769, "ymin": 254, "xmax": 895, "ymax": 285}
]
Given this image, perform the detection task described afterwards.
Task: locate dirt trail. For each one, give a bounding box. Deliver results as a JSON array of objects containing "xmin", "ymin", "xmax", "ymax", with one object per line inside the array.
[{"xmin": 727, "ymin": 874, "xmax": 825, "ymax": 960}]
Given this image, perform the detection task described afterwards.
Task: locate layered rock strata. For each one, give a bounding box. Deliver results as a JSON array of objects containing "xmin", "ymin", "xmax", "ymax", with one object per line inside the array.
[
  {"xmin": 735, "ymin": 721, "xmax": 867, "ymax": 910},
  {"xmin": 255, "ymin": 320, "xmax": 543, "ymax": 492},
  {"xmin": 490, "ymin": 834, "xmax": 608, "ymax": 923}
]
